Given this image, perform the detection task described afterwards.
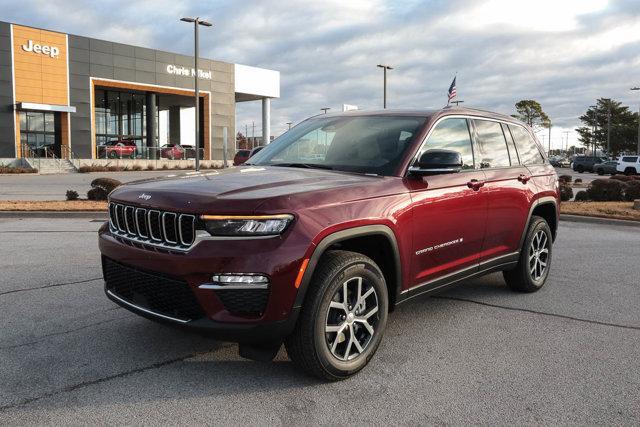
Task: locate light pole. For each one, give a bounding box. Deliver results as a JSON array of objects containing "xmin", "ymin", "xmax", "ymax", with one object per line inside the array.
[
  {"xmin": 376, "ymin": 64, "xmax": 393, "ymax": 109},
  {"xmin": 320, "ymin": 107, "xmax": 331, "ymax": 114},
  {"xmin": 631, "ymin": 87, "xmax": 640, "ymax": 154},
  {"xmin": 181, "ymin": 16, "xmax": 212, "ymax": 171},
  {"xmin": 451, "ymin": 100, "xmax": 464, "ymax": 106},
  {"xmin": 286, "ymin": 122, "xmax": 292, "ymax": 130}
]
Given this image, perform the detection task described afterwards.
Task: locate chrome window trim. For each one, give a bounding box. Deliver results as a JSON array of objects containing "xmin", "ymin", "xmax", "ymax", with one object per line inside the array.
[{"xmin": 162, "ymin": 212, "xmax": 178, "ymax": 244}]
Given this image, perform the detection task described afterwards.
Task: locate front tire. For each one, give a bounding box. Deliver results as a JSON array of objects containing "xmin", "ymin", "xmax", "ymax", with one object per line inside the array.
[
  {"xmin": 503, "ymin": 215, "xmax": 553, "ymax": 293},
  {"xmin": 285, "ymin": 250, "xmax": 388, "ymax": 380}
]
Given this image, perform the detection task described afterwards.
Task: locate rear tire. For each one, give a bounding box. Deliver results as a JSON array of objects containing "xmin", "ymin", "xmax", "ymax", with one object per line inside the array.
[
  {"xmin": 285, "ymin": 250, "xmax": 388, "ymax": 381},
  {"xmin": 503, "ymin": 215, "xmax": 552, "ymax": 293},
  {"xmin": 576, "ymin": 165, "xmax": 584, "ymax": 173},
  {"xmin": 625, "ymin": 167, "xmax": 636, "ymax": 176},
  {"xmin": 597, "ymin": 169, "xmax": 604, "ymax": 175}
]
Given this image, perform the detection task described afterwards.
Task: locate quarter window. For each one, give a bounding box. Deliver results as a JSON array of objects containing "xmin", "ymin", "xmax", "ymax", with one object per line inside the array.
[
  {"xmin": 502, "ymin": 123, "xmax": 520, "ymax": 166},
  {"xmin": 622, "ymin": 156, "xmax": 638, "ymax": 162},
  {"xmin": 417, "ymin": 118, "xmax": 474, "ymax": 169},
  {"xmin": 472, "ymin": 119, "xmax": 510, "ymax": 168},
  {"xmin": 509, "ymin": 125, "xmax": 545, "ymax": 165}
]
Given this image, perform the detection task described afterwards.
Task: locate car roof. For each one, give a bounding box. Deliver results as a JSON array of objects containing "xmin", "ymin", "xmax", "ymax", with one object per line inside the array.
[{"xmin": 310, "ymin": 106, "xmax": 527, "ymax": 127}]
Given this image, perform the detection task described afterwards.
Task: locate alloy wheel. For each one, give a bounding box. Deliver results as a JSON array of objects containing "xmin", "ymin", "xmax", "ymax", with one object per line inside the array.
[
  {"xmin": 325, "ymin": 276, "xmax": 379, "ymax": 361},
  {"xmin": 529, "ymin": 230, "xmax": 549, "ymax": 281}
]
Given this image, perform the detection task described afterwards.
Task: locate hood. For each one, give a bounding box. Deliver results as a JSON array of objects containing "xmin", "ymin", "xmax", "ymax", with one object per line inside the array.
[{"xmin": 108, "ymin": 166, "xmax": 401, "ymax": 214}]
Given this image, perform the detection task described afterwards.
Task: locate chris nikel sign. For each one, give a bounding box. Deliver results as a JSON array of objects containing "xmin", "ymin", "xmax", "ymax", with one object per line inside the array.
[
  {"xmin": 166, "ymin": 64, "xmax": 212, "ymax": 80},
  {"xmin": 21, "ymin": 39, "xmax": 60, "ymax": 58}
]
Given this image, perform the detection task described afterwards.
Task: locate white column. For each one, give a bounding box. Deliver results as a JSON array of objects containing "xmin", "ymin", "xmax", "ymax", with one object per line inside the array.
[{"xmin": 262, "ymin": 97, "xmax": 271, "ymax": 145}]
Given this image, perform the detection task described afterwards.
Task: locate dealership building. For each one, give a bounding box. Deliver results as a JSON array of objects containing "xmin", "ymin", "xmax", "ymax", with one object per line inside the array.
[{"xmin": 0, "ymin": 21, "xmax": 280, "ymax": 162}]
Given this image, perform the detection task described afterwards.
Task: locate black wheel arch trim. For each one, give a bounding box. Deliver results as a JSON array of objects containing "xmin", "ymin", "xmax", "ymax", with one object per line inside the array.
[
  {"xmin": 293, "ymin": 225, "xmax": 402, "ymax": 310},
  {"xmin": 518, "ymin": 196, "xmax": 558, "ymax": 249}
]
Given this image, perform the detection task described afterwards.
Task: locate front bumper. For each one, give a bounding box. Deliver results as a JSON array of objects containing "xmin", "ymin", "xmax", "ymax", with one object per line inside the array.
[{"xmin": 98, "ymin": 223, "xmax": 308, "ymax": 343}]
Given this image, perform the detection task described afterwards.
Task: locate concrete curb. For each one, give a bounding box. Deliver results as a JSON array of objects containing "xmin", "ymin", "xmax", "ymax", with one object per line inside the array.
[
  {"xmin": 0, "ymin": 211, "xmax": 108, "ymax": 219},
  {"xmin": 560, "ymin": 214, "xmax": 640, "ymax": 227}
]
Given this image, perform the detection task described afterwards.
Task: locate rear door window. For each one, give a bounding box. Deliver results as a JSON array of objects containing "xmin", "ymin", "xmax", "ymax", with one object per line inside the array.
[
  {"xmin": 622, "ymin": 156, "xmax": 639, "ymax": 162},
  {"xmin": 509, "ymin": 125, "xmax": 545, "ymax": 165},
  {"xmin": 472, "ymin": 119, "xmax": 510, "ymax": 168}
]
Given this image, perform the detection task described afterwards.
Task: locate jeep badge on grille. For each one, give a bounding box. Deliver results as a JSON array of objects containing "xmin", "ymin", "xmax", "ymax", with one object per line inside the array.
[{"xmin": 138, "ymin": 193, "xmax": 151, "ymax": 200}]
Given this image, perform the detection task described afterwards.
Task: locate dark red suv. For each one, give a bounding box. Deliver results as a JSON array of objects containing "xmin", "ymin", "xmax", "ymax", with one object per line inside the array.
[{"xmin": 99, "ymin": 108, "xmax": 559, "ymax": 380}]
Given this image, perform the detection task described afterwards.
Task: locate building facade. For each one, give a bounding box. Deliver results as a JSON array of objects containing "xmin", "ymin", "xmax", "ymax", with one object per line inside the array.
[{"xmin": 0, "ymin": 21, "xmax": 279, "ymax": 161}]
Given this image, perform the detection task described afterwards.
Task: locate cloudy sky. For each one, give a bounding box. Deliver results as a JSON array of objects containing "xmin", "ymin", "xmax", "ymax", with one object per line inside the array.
[{"xmin": 4, "ymin": 0, "xmax": 640, "ymax": 148}]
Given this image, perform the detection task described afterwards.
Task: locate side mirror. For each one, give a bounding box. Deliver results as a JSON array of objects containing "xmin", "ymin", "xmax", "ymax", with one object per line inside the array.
[{"xmin": 408, "ymin": 149, "xmax": 463, "ymax": 176}]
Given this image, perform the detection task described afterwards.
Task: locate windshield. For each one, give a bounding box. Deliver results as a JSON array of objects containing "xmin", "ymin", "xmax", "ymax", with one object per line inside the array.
[{"xmin": 248, "ymin": 115, "xmax": 426, "ymax": 176}]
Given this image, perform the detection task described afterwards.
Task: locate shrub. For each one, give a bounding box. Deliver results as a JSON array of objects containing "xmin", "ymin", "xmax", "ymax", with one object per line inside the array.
[
  {"xmin": 0, "ymin": 165, "xmax": 38, "ymax": 174},
  {"xmin": 559, "ymin": 183, "xmax": 573, "ymax": 201},
  {"xmin": 161, "ymin": 164, "xmax": 169, "ymax": 170},
  {"xmin": 90, "ymin": 177, "xmax": 122, "ymax": 194},
  {"xmin": 146, "ymin": 164, "xmax": 155, "ymax": 171},
  {"xmin": 131, "ymin": 164, "xmax": 142, "ymax": 171},
  {"xmin": 65, "ymin": 190, "xmax": 79, "ymax": 201},
  {"xmin": 107, "ymin": 166, "xmax": 119, "ymax": 172},
  {"xmin": 87, "ymin": 187, "xmax": 109, "ymax": 201},
  {"xmin": 624, "ymin": 180, "xmax": 640, "ymax": 201},
  {"xmin": 559, "ymin": 175, "xmax": 572, "ymax": 184},
  {"xmin": 587, "ymin": 178, "xmax": 626, "ymax": 201},
  {"xmin": 574, "ymin": 178, "xmax": 582, "ymax": 184},
  {"xmin": 574, "ymin": 190, "xmax": 589, "ymax": 201}
]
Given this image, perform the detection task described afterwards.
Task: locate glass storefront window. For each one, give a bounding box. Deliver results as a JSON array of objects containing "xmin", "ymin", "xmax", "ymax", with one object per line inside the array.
[
  {"xmin": 19, "ymin": 111, "xmax": 57, "ymax": 153},
  {"xmin": 95, "ymin": 88, "xmax": 148, "ymax": 158}
]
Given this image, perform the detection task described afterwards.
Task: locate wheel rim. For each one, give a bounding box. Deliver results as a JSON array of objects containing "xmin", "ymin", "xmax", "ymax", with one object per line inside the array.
[
  {"xmin": 529, "ymin": 230, "xmax": 549, "ymax": 281},
  {"xmin": 325, "ymin": 276, "xmax": 379, "ymax": 361}
]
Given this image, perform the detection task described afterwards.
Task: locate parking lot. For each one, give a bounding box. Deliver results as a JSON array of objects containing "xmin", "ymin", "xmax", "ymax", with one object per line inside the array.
[{"xmin": 0, "ymin": 217, "xmax": 638, "ymax": 424}]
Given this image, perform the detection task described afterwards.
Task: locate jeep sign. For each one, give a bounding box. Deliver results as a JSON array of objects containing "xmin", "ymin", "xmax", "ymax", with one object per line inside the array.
[{"xmin": 21, "ymin": 40, "xmax": 60, "ymax": 58}]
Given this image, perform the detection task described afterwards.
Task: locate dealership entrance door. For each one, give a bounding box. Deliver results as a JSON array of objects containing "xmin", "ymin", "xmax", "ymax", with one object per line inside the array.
[{"xmin": 18, "ymin": 110, "xmax": 61, "ymax": 158}]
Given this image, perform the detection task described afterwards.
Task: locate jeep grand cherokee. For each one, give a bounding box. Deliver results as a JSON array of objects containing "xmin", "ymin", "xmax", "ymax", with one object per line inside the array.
[{"xmin": 99, "ymin": 108, "xmax": 560, "ymax": 380}]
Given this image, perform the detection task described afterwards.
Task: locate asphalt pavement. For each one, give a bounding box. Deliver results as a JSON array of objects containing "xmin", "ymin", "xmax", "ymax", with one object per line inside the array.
[
  {"xmin": 0, "ymin": 171, "xmax": 181, "ymax": 201},
  {"xmin": 0, "ymin": 217, "xmax": 638, "ymax": 424}
]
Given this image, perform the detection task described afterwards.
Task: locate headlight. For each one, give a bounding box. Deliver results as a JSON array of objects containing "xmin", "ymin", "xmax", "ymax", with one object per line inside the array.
[{"xmin": 200, "ymin": 214, "xmax": 294, "ymax": 236}]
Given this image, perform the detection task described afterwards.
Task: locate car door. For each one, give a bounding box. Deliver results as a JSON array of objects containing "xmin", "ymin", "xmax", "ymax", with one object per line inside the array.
[
  {"xmin": 407, "ymin": 117, "xmax": 488, "ymax": 289},
  {"xmin": 471, "ymin": 120, "xmax": 536, "ymax": 263}
]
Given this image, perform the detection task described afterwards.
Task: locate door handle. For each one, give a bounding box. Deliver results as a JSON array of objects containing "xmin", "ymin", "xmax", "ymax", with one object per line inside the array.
[
  {"xmin": 517, "ymin": 174, "xmax": 531, "ymax": 184},
  {"xmin": 467, "ymin": 179, "xmax": 485, "ymax": 191}
]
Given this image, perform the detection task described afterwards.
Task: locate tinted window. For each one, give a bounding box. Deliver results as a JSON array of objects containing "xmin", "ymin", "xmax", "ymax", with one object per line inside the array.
[
  {"xmin": 250, "ymin": 116, "xmax": 426, "ymax": 176},
  {"xmin": 622, "ymin": 156, "xmax": 638, "ymax": 162},
  {"xmin": 416, "ymin": 118, "xmax": 474, "ymax": 169},
  {"xmin": 509, "ymin": 125, "xmax": 545, "ymax": 165},
  {"xmin": 502, "ymin": 123, "xmax": 519, "ymax": 166},
  {"xmin": 473, "ymin": 119, "xmax": 510, "ymax": 168}
]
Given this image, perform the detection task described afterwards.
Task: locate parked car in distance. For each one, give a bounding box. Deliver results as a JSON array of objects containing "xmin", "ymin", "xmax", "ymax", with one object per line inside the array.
[
  {"xmin": 233, "ymin": 149, "xmax": 251, "ymax": 165},
  {"xmin": 594, "ymin": 160, "xmax": 619, "ymax": 175},
  {"xmin": 616, "ymin": 155, "xmax": 640, "ymax": 175},
  {"xmin": 233, "ymin": 146, "xmax": 265, "ymax": 165},
  {"xmin": 572, "ymin": 156, "xmax": 603, "ymax": 173},
  {"xmin": 99, "ymin": 139, "xmax": 138, "ymax": 159},
  {"xmin": 549, "ymin": 157, "xmax": 570, "ymax": 168},
  {"xmin": 160, "ymin": 144, "xmax": 196, "ymax": 160},
  {"xmin": 100, "ymin": 107, "xmax": 560, "ymax": 380}
]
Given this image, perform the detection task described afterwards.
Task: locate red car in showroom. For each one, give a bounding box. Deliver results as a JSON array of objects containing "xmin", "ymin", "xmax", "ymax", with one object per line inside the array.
[
  {"xmin": 100, "ymin": 108, "xmax": 559, "ymax": 380},
  {"xmin": 100, "ymin": 139, "xmax": 138, "ymax": 159},
  {"xmin": 160, "ymin": 144, "xmax": 196, "ymax": 160}
]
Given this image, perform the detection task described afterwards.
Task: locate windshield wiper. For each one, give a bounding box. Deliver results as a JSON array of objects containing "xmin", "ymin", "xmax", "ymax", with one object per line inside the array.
[{"xmin": 270, "ymin": 163, "xmax": 334, "ymax": 170}]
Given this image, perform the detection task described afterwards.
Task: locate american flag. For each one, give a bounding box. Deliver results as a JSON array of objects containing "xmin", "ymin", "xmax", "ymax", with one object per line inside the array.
[{"xmin": 447, "ymin": 76, "xmax": 457, "ymax": 104}]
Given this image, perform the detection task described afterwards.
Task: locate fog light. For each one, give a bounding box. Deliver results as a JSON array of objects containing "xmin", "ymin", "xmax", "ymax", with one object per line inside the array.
[{"xmin": 199, "ymin": 274, "xmax": 269, "ymax": 290}]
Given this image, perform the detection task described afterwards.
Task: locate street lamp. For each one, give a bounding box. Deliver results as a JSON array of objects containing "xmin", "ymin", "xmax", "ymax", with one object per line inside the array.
[
  {"xmin": 286, "ymin": 122, "xmax": 292, "ymax": 130},
  {"xmin": 451, "ymin": 100, "xmax": 464, "ymax": 106},
  {"xmin": 376, "ymin": 64, "xmax": 393, "ymax": 109},
  {"xmin": 631, "ymin": 87, "xmax": 640, "ymax": 155},
  {"xmin": 320, "ymin": 107, "xmax": 331, "ymax": 114},
  {"xmin": 181, "ymin": 16, "xmax": 212, "ymax": 171}
]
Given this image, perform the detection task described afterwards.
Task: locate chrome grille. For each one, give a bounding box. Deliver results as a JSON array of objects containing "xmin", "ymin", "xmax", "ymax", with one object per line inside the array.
[{"xmin": 108, "ymin": 202, "xmax": 196, "ymax": 251}]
